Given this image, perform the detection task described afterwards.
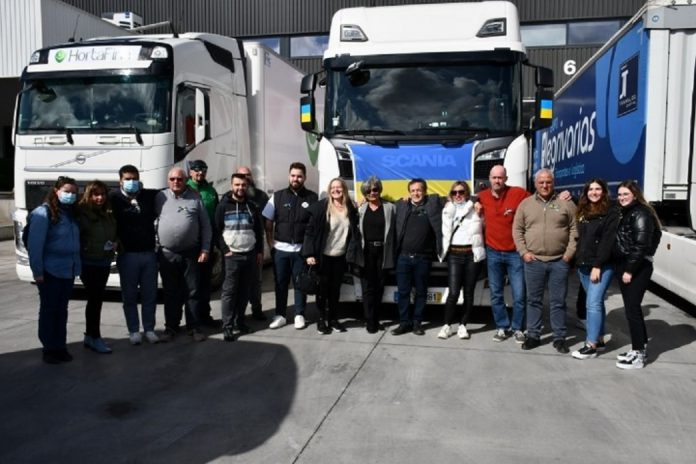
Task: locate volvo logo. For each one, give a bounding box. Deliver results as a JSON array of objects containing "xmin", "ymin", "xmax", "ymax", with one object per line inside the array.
[{"xmin": 75, "ymin": 154, "xmax": 87, "ymax": 164}]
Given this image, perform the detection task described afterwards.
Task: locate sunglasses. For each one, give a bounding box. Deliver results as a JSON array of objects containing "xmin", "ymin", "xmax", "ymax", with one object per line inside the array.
[
  {"xmin": 451, "ymin": 189, "xmax": 467, "ymax": 196},
  {"xmin": 192, "ymin": 168, "xmax": 207, "ymax": 173},
  {"xmin": 169, "ymin": 177, "xmax": 184, "ymax": 182},
  {"xmin": 368, "ymin": 188, "xmax": 380, "ymax": 193}
]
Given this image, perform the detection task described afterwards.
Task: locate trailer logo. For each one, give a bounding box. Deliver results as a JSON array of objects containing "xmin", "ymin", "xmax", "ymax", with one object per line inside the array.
[
  {"xmin": 305, "ymin": 133, "xmax": 319, "ymax": 166},
  {"xmin": 539, "ymin": 108, "xmax": 596, "ymax": 170},
  {"xmin": 618, "ymin": 54, "xmax": 639, "ymax": 117}
]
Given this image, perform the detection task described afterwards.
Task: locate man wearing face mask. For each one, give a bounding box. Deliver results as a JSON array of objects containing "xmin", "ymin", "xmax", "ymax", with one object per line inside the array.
[{"xmin": 110, "ymin": 164, "xmax": 160, "ymax": 345}]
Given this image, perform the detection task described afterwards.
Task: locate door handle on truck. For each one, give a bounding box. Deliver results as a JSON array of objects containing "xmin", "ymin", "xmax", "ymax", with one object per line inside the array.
[
  {"xmin": 96, "ymin": 136, "xmax": 120, "ymax": 145},
  {"xmin": 45, "ymin": 136, "xmax": 68, "ymax": 145}
]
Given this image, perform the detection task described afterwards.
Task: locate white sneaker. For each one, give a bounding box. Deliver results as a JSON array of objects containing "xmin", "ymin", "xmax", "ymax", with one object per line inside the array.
[
  {"xmin": 294, "ymin": 315, "xmax": 306, "ymax": 330},
  {"xmin": 437, "ymin": 324, "xmax": 452, "ymax": 339},
  {"xmin": 144, "ymin": 331, "xmax": 159, "ymax": 344},
  {"xmin": 457, "ymin": 325, "xmax": 470, "ymax": 339},
  {"xmin": 129, "ymin": 332, "xmax": 142, "ymax": 345},
  {"xmin": 616, "ymin": 350, "xmax": 645, "ymax": 369},
  {"xmin": 269, "ymin": 315, "xmax": 287, "ymax": 329}
]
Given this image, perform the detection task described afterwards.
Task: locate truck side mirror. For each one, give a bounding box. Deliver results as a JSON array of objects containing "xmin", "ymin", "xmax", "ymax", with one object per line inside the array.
[
  {"xmin": 533, "ymin": 88, "xmax": 553, "ymax": 130},
  {"xmin": 300, "ymin": 95, "xmax": 316, "ymax": 132},
  {"xmin": 301, "ymin": 74, "xmax": 316, "ymax": 94},
  {"xmin": 536, "ymin": 66, "xmax": 553, "ymax": 88}
]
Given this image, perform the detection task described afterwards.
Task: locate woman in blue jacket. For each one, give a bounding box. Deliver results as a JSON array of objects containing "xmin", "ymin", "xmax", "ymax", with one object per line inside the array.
[{"xmin": 27, "ymin": 176, "xmax": 81, "ymax": 364}]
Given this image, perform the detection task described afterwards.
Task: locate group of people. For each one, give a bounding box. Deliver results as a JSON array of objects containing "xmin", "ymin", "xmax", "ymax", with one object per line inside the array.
[{"xmin": 27, "ymin": 161, "xmax": 660, "ymax": 370}]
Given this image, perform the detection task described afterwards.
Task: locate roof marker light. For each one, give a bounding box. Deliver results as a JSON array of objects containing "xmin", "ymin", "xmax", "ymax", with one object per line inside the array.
[
  {"xmin": 30, "ymin": 51, "xmax": 41, "ymax": 64},
  {"xmin": 477, "ymin": 18, "xmax": 507, "ymax": 37},
  {"xmin": 150, "ymin": 46, "xmax": 168, "ymax": 59},
  {"xmin": 341, "ymin": 25, "xmax": 368, "ymax": 42}
]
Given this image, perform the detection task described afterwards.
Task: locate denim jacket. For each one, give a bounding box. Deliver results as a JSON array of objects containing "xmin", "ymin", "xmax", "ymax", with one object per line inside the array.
[{"xmin": 28, "ymin": 203, "xmax": 81, "ymax": 279}]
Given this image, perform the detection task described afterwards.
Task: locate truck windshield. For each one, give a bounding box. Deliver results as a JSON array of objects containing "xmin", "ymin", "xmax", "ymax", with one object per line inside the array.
[
  {"xmin": 17, "ymin": 75, "xmax": 172, "ymax": 134},
  {"xmin": 325, "ymin": 62, "xmax": 520, "ymax": 137}
]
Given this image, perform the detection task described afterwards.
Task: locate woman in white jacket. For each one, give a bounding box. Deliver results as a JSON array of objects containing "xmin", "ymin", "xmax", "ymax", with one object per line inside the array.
[{"xmin": 438, "ymin": 181, "xmax": 486, "ymax": 339}]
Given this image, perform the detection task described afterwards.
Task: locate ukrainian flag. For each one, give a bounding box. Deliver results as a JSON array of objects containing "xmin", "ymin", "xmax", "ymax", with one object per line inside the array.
[
  {"xmin": 349, "ymin": 144, "xmax": 473, "ymax": 202},
  {"xmin": 301, "ymin": 103, "xmax": 312, "ymax": 123},
  {"xmin": 540, "ymin": 99, "xmax": 553, "ymax": 119}
]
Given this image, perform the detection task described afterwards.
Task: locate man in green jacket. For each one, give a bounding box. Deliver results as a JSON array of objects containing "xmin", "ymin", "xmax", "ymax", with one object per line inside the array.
[{"xmin": 187, "ymin": 159, "xmax": 220, "ymax": 327}]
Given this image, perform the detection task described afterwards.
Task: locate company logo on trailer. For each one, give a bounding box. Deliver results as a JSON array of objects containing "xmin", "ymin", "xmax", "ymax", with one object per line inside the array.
[{"xmin": 539, "ymin": 108, "xmax": 597, "ymax": 170}]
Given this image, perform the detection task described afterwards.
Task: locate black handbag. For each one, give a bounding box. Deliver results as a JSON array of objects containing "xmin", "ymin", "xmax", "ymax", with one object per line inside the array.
[{"xmin": 296, "ymin": 265, "xmax": 319, "ymax": 295}]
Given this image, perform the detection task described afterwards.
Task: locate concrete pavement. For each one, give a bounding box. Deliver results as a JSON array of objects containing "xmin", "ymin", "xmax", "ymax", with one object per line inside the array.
[{"xmin": 1, "ymin": 239, "xmax": 695, "ymax": 463}]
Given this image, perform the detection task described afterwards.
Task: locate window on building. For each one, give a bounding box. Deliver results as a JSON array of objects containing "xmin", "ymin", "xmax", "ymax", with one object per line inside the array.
[
  {"xmin": 568, "ymin": 20, "xmax": 622, "ymax": 45},
  {"xmin": 244, "ymin": 37, "xmax": 281, "ymax": 53},
  {"xmin": 520, "ymin": 24, "xmax": 566, "ymax": 47},
  {"xmin": 290, "ymin": 35, "xmax": 329, "ymax": 58}
]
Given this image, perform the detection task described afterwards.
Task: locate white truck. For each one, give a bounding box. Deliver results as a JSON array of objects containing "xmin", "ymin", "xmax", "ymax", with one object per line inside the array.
[
  {"xmin": 533, "ymin": 0, "xmax": 696, "ymax": 305},
  {"xmin": 12, "ymin": 33, "xmax": 318, "ymax": 284},
  {"xmin": 299, "ymin": 1, "xmax": 553, "ymax": 303}
]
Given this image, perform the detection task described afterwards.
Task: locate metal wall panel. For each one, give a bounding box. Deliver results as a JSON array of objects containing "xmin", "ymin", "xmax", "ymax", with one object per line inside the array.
[
  {"xmin": 0, "ymin": 0, "xmax": 41, "ymax": 78},
  {"xmin": 515, "ymin": 0, "xmax": 645, "ymax": 22},
  {"xmin": 40, "ymin": 0, "xmax": 131, "ymax": 48},
  {"xmin": 523, "ymin": 46, "xmax": 600, "ymax": 97}
]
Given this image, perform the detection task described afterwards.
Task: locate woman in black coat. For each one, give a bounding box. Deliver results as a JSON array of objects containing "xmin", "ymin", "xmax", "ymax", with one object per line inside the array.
[
  {"xmin": 613, "ymin": 180, "xmax": 661, "ymax": 370},
  {"xmin": 303, "ymin": 177, "xmax": 361, "ymax": 334}
]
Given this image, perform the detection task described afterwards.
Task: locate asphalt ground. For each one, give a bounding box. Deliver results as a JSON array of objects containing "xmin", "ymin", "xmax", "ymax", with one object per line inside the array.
[{"xmin": 1, "ymin": 239, "xmax": 695, "ymax": 463}]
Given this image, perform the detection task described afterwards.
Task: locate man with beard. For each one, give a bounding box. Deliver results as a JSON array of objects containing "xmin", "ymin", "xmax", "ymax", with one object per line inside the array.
[
  {"xmin": 215, "ymin": 173, "xmax": 264, "ymax": 341},
  {"xmin": 262, "ymin": 162, "xmax": 318, "ymax": 330},
  {"xmin": 236, "ymin": 166, "xmax": 269, "ymax": 321}
]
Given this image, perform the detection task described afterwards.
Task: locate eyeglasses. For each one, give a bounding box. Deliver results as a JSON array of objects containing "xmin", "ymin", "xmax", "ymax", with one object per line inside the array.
[
  {"xmin": 192, "ymin": 168, "xmax": 207, "ymax": 173},
  {"xmin": 451, "ymin": 190, "xmax": 466, "ymax": 196},
  {"xmin": 169, "ymin": 177, "xmax": 184, "ymax": 182},
  {"xmin": 369, "ymin": 188, "xmax": 380, "ymax": 193}
]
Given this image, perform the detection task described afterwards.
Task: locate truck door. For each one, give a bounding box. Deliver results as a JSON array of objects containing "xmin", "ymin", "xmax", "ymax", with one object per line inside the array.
[{"xmin": 175, "ymin": 84, "xmax": 210, "ymax": 162}]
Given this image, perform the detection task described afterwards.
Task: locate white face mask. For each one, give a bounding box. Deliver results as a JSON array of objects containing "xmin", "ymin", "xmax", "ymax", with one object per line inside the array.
[{"xmin": 58, "ymin": 191, "xmax": 77, "ymax": 205}]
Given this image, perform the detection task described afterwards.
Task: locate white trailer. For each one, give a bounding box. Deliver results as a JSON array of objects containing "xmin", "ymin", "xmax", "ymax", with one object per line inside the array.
[
  {"xmin": 299, "ymin": 1, "xmax": 552, "ymax": 303},
  {"xmin": 533, "ymin": 0, "xmax": 696, "ymax": 305},
  {"xmin": 12, "ymin": 33, "xmax": 317, "ymax": 285}
]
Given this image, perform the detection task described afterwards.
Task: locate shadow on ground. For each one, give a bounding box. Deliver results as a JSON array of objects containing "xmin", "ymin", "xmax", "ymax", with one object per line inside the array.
[{"xmin": 0, "ymin": 337, "xmax": 297, "ymax": 463}]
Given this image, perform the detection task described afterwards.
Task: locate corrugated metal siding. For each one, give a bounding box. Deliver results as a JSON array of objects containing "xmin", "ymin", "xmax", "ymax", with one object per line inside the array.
[
  {"xmin": 0, "ymin": 0, "xmax": 42, "ymax": 78},
  {"xmin": 41, "ymin": 0, "xmax": 132, "ymax": 47},
  {"xmin": 522, "ymin": 46, "xmax": 600, "ymax": 98},
  {"xmin": 515, "ymin": 0, "xmax": 645, "ymax": 22}
]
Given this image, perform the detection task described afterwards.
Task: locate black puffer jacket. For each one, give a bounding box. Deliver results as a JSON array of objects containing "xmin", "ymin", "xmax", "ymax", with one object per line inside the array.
[
  {"xmin": 575, "ymin": 204, "xmax": 620, "ymax": 269},
  {"xmin": 302, "ymin": 198, "xmax": 362, "ymax": 266},
  {"xmin": 614, "ymin": 202, "xmax": 658, "ymax": 273}
]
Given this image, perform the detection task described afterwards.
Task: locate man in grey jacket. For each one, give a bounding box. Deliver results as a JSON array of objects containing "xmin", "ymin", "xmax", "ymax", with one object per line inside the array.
[{"xmin": 156, "ymin": 166, "xmax": 212, "ymax": 342}]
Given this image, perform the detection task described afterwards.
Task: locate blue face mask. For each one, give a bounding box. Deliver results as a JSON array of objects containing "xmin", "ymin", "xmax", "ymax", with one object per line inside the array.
[
  {"xmin": 58, "ymin": 191, "xmax": 77, "ymax": 205},
  {"xmin": 123, "ymin": 179, "xmax": 141, "ymax": 194}
]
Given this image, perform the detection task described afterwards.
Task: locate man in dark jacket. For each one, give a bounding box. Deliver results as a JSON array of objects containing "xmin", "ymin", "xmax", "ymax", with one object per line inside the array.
[
  {"xmin": 262, "ymin": 162, "xmax": 318, "ymax": 330},
  {"xmin": 215, "ymin": 173, "xmax": 264, "ymax": 341},
  {"xmin": 392, "ymin": 178, "xmax": 443, "ymax": 336},
  {"xmin": 237, "ymin": 166, "xmax": 269, "ymax": 321}
]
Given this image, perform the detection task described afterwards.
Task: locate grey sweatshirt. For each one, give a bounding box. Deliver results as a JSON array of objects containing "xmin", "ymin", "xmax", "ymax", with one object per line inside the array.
[{"xmin": 155, "ymin": 188, "xmax": 212, "ymax": 253}]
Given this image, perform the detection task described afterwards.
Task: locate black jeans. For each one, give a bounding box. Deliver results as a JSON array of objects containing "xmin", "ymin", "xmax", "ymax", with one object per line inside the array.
[
  {"xmin": 220, "ymin": 253, "xmax": 254, "ymax": 329},
  {"xmin": 158, "ymin": 248, "xmax": 201, "ymax": 331},
  {"xmin": 198, "ymin": 247, "xmax": 214, "ymax": 320},
  {"xmin": 361, "ymin": 244, "xmax": 385, "ymax": 328},
  {"xmin": 618, "ymin": 260, "xmax": 652, "ymax": 350},
  {"xmin": 317, "ymin": 254, "xmax": 346, "ymax": 321},
  {"xmin": 444, "ymin": 250, "xmax": 482, "ymax": 325},
  {"xmin": 80, "ymin": 264, "xmax": 110, "ymax": 338}
]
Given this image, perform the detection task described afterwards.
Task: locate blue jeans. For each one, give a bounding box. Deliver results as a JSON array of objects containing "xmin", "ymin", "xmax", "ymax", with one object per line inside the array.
[
  {"xmin": 577, "ymin": 265, "xmax": 614, "ymax": 344},
  {"xmin": 117, "ymin": 251, "xmax": 158, "ymax": 333},
  {"xmin": 37, "ymin": 273, "xmax": 74, "ymax": 352},
  {"xmin": 524, "ymin": 258, "xmax": 569, "ymax": 340},
  {"xmin": 272, "ymin": 249, "xmax": 307, "ymax": 317},
  {"xmin": 486, "ymin": 247, "xmax": 525, "ymax": 331},
  {"xmin": 396, "ymin": 254, "xmax": 431, "ymax": 326}
]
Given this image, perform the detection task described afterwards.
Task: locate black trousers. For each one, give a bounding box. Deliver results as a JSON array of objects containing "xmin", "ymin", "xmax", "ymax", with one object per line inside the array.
[
  {"xmin": 220, "ymin": 253, "xmax": 254, "ymax": 329},
  {"xmin": 361, "ymin": 244, "xmax": 385, "ymax": 328},
  {"xmin": 618, "ymin": 260, "xmax": 652, "ymax": 350},
  {"xmin": 158, "ymin": 248, "xmax": 201, "ymax": 331},
  {"xmin": 444, "ymin": 251, "xmax": 482, "ymax": 325},
  {"xmin": 80, "ymin": 264, "xmax": 111, "ymax": 338},
  {"xmin": 317, "ymin": 254, "xmax": 346, "ymax": 321}
]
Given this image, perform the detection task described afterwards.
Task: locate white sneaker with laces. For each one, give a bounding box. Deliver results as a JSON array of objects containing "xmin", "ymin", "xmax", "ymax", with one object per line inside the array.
[
  {"xmin": 457, "ymin": 325, "xmax": 470, "ymax": 339},
  {"xmin": 144, "ymin": 331, "xmax": 159, "ymax": 344},
  {"xmin": 437, "ymin": 324, "xmax": 452, "ymax": 339},
  {"xmin": 294, "ymin": 315, "xmax": 306, "ymax": 330},
  {"xmin": 129, "ymin": 332, "xmax": 142, "ymax": 345},
  {"xmin": 269, "ymin": 315, "xmax": 287, "ymax": 329},
  {"xmin": 616, "ymin": 350, "xmax": 645, "ymax": 369}
]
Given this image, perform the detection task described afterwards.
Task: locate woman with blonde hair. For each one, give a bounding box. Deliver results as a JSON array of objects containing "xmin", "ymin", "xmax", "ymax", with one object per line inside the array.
[
  {"xmin": 77, "ymin": 180, "xmax": 118, "ymax": 354},
  {"xmin": 438, "ymin": 181, "xmax": 485, "ymax": 340},
  {"xmin": 303, "ymin": 177, "xmax": 361, "ymax": 334}
]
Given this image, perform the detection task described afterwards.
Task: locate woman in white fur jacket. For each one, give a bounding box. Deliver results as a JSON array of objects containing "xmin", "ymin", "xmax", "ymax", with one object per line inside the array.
[{"xmin": 438, "ymin": 181, "xmax": 486, "ymax": 340}]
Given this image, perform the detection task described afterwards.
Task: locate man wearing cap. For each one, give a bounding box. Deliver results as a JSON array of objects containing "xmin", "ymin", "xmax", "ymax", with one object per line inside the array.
[{"xmin": 186, "ymin": 159, "xmax": 220, "ymax": 327}]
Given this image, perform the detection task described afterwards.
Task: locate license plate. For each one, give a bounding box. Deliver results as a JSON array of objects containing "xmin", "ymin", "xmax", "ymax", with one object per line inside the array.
[{"xmin": 392, "ymin": 291, "xmax": 443, "ymax": 303}]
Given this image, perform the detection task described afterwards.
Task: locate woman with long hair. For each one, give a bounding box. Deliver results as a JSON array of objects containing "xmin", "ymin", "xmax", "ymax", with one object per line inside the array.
[
  {"xmin": 26, "ymin": 176, "xmax": 81, "ymax": 364},
  {"xmin": 438, "ymin": 181, "xmax": 485, "ymax": 340},
  {"xmin": 571, "ymin": 178, "xmax": 619, "ymax": 360},
  {"xmin": 303, "ymin": 177, "xmax": 361, "ymax": 334},
  {"xmin": 613, "ymin": 180, "xmax": 661, "ymax": 369},
  {"xmin": 77, "ymin": 180, "xmax": 118, "ymax": 354},
  {"xmin": 357, "ymin": 176, "xmax": 395, "ymax": 333}
]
